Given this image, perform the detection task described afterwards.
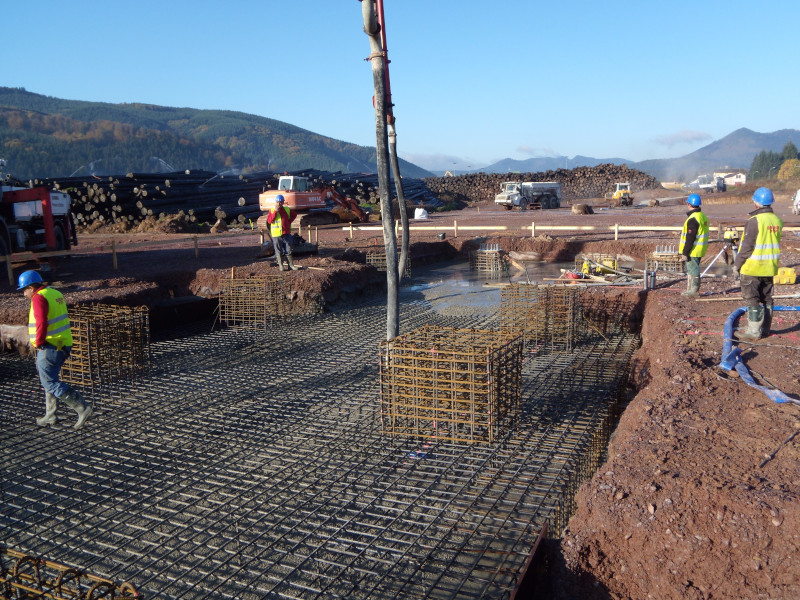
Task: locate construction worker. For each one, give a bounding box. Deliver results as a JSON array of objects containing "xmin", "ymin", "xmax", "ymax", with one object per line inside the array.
[
  {"xmin": 733, "ymin": 187, "xmax": 783, "ymax": 340},
  {"xmin": 266, "ymin": 194, "xmax": 299, "ymax": 271},
  {"xmin": 679, "ymin": 193, "xmax": 709, "ymax": 297},
  {"xmin": 19, "ymin": 270, "xmax": 93, "ymax": 429}
]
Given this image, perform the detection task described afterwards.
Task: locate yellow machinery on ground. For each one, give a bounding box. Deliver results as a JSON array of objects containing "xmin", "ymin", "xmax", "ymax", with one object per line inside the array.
[
  {"xmin": 576, "ymin": 254, "xmax": 618, "ymax": 276},
  {"xmin": 604, "ymin": 182, "xmax": 634, "ymax": 206}
]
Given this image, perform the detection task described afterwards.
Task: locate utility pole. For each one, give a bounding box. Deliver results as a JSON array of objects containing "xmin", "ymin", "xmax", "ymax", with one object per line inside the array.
[{"xmin": 362, "ymin": 0, "xmax": 399, "ymax": 339}]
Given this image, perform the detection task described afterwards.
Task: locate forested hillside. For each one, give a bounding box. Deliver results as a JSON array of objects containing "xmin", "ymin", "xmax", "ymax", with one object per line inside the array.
[{"xmin": 0, "ymin": 87, "xmax": 432, "ymax": 180}]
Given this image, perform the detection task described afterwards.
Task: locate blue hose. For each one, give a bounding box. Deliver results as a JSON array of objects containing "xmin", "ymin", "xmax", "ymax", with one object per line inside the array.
[{"xmin": 719, "ymin": 306, "xmax": 800, "ymax": 404}]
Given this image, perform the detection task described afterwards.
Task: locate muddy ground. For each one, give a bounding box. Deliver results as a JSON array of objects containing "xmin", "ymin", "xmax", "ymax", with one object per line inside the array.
[{"xmin": 2, "ymin": 187, "xmax": 799, "ymax": 599}]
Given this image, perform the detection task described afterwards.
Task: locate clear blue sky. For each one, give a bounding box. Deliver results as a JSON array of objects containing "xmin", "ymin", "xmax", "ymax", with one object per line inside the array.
[{"xmin": 5, "ymin": 1, "xmax": 798, "ymax": 172}]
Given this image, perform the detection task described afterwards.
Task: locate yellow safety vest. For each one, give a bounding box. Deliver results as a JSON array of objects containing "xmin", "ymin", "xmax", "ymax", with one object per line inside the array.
[
  {"xmin": 740, "ymin": 212, "xmax": 783, "ymax": 277},
  {"xmin": 28, "ymin": 287, "xmax": 73, "ymax": 347},
  {"xmin": 679, "ymin": 211, "xmax": 709, "ymax": 258},
  {"xmin": 270, "ymin": 207, "xmax": 291, "ymax": 238}
]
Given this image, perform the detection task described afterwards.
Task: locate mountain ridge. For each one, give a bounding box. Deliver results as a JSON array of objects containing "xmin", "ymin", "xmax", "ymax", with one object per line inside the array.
[
  {"xmin": 472, "ymin": 127, "xmax": 800, "ymax": 180},
  {"xmin": 0, "ymin": 87, "xmax": 434, "ymax": 180}
]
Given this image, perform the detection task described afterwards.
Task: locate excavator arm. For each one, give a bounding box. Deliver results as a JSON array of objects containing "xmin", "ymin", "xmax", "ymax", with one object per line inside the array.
[{"xmin": 324, "ymin": 187, "xmax": 368, "ymax": 223}]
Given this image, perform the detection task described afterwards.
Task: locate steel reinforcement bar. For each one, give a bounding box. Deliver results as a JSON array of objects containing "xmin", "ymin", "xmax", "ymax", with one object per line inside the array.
[{"xmin": 1, "ymin": 296, "xmax": 637, "ymax": 599}]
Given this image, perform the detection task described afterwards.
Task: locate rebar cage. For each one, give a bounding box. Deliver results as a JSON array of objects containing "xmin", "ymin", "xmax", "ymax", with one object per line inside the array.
[
  {"xmin": 469, "ymin": 243, "xmax": 505, "ymax": 273},
  {"xmin": 499, "ymin": 284, "xmax": 584, "ymax": 352},
  {"xmin": 379, "ymin": 325, "xmax": 523, "ymax": 444},
  {"xmin": 365, "ymin": 251, "xmax": 411, "ymax": 278},
  {"xmin": 0, "ymin": 547, "xmax": 141, "ymax": 600},
  {"xmin": 645, "ymin": 251, "xmax": 685, "ymax": 274},
  {"xmin": 61, "ymin": 304, "xmax": 150, "ymax": 394},
  {"xmin": 218, "ymin": 276, "xmax": 288, "ymax": 329}
]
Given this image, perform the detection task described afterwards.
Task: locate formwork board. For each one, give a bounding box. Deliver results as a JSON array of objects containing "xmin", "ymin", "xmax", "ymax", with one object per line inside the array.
[{"xmin": 379, "ymin": 326, "xmax": 522, "ymax": 444}]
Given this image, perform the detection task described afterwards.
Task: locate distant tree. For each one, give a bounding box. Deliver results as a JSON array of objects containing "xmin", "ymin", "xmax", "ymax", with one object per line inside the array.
[
  {"xmin": 749, "ymin": 150, "xmax": 782, "ymax": 180},
  {"xmin": 778, "ymin": 158, "xmax": 800, "ymax": 180},
  {"xmin": 781, "ymin": 141, "xmax": 799, "ymax": 161}
]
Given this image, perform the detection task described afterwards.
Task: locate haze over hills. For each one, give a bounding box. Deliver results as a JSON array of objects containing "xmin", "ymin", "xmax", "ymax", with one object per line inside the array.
[{"xmin": 472, "ymin": 128, "xmax": 800, "ymax": 181}]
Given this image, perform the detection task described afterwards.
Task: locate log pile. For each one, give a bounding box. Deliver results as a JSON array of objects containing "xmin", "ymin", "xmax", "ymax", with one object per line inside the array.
[
  {"xmin": 33, "ymin": 170, "xmax": 273, "ymax": 231},
  {"xmin": 423, "ymin": 164, "xmax": 662, "ymax": 206},
  {"xmin": 25, "ymin": 163, "xmax": 662, "ymax": 230}
]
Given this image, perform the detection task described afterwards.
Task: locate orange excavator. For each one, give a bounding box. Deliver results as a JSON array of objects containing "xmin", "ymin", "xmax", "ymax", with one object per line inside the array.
[{"xmin": 257, "ymin": 175, "xmax": 368, "ymax": 228}]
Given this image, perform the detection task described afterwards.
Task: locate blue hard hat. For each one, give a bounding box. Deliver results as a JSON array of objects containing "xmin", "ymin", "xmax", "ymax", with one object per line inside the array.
[
  {"xmin": 687, "ymin": 193, "xmax": 701, "ymax": 207},
  {"xmin": 752, "ymin": 187, "xmax": 774, "ymax": 206},
  {"xmin": 17, "ymin": 270, "xmax": 43, "ymax": 291},
  {"xmin": 275, "ymin": 194, "xmax": 285, "ymax": 203}
]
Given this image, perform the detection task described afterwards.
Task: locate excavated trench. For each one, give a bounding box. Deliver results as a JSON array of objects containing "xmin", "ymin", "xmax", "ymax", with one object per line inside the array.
[{"xmin": 0, "ymin": 262, "xmax": 644, "ymax": 599}]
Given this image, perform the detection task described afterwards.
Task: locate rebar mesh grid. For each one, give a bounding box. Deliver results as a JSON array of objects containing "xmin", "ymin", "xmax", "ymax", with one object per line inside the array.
[
  {"xmin": 366, "ymin": 252, "xmax": 411, "ymax": 278},
  {"xmin": 1, "ymin": 297, "xmax": 638, "ymax": 600},
  {"xmin": 218, "ymin": 276, "xmax": 288, "ymax": 329},
  {"xmin": 60, "ymin": 304, "xmax": 150, "ymax": 395},
  {"xmin": 379, "ymin": 326, "xmax": 522, "ymax": 444},
  {"xmin": 499, "ymin": 284, "xmax": 583, "ymax": 352},
  {"xmin": 0, "ymin": 547, "xmax": 140, "ymax": 600},
  {"xmin": 645, "ymin": 252, "xmax": 684, "ymax": 274},
  {"xmin": 469, "ymin": 245, "xmax": 505, "ymax": 273}
]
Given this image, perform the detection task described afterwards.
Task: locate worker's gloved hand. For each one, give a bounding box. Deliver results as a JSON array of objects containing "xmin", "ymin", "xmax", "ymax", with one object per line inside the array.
[{"xmin": 680, "ymin": 255, "xmax": 689, "ymax": 262}]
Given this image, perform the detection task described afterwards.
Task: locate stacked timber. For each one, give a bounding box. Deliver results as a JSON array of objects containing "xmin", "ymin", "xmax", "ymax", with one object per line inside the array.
[
  {"xmin": 423, "ymin": 164, "xmax": 662, "ymax": 205},
  {"xmin": 24, "ymin": 163, "xmax": 662, "ymax": 230}
]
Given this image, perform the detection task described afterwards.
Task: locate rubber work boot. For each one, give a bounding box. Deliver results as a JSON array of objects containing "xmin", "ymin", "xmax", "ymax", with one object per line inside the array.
[
  {"xmin": 681, "ymin": 275, "xmax": 700, "ymax": 297},
  {"xmin": 762, "ymin": 304, "xmax": 773, "ymax": 338},
  {"xmin": 276, "ymin": 255, "xmax": 285, "ymax": 271},
  {"xmin": 737, "ymin": 306, "xmax": 765, "ymax": 341},
  {"xmin": 285, "ymin": 254, "xmax": 300, "ymax": 270},
  {"xmin": 36, "ymin": 392, "xmax": 59, "ymax": 427},
  {"xmin": 60, "ymin": 389, "xmax": 93, "ymax": 430}
]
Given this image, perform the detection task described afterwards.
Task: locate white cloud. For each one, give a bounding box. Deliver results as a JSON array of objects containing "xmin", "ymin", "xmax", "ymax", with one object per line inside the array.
[
  {"xmin": 653, "ymin": 130, "xmax": 712, "ymax": 148},
  {"xmin": 516, "ymin": 145, "xmax": 559, "ymax": 157},
  {"xmin": 400, "ymin": 152, "xmax": 483, "ymax": 172}
]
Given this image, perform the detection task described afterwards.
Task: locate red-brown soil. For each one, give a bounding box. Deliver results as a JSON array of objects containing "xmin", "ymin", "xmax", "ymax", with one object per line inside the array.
[{"xmin": 2, "ymin": 187, "xmax": 799, "ymax": 599}]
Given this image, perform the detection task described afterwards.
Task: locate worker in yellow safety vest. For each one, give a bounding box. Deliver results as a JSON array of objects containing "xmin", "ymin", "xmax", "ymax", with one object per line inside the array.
[
  {"xmin": 266, "ymin": 194, "xmax": 299, "ymax": 271},
  {"xmin": 19, "ymin": 270, "xmax": 93, "ymax": 429},
  {"xmin": 679, "ymin": 193, "xmax": 710, "ymax": 297},
  {"xmin": 733, "ymin": 187, "xmax": 783, "ymax": 340}
]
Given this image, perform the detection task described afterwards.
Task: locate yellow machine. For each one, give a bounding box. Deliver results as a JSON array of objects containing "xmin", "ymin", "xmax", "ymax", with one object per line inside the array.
[
  {"xmin": 605, "ymin": 182, "xmax": 634, "ymax": 206},
  {"xmin": 577, "ymin": 254, "xmax": 618, "ymax": 276}
]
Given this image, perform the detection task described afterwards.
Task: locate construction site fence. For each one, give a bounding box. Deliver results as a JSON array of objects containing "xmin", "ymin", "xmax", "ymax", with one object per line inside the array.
[{"xmin": 344, "ymin": 222, "xmax": 800, "ymax": 240}]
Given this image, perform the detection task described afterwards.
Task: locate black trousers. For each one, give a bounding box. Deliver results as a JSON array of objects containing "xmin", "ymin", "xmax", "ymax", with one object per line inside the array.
[{"xmin": 740, "ymin": 274, "xmax": 774, "ymax": 308}]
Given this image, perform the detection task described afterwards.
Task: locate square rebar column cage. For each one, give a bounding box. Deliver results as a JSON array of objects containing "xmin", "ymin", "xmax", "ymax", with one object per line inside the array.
[
  {"xmin": 500, "ymin": 284, "xmax": 583, "ymax": 352},
  {"xmin": 366, "ymin": 251, "xmax": 411, "ymax": 278},
  {"xmin": 61, "ymin": 304, "xmax": 150, "ymax": 392},
  {"xmin": 645, "ymin": 251, "xmax": 684, "ymax": 274},
  {"xmin": 470, "ymin": 243, "xmax": 505, "ymax": 273},
  {"xmin": 379, "ymin": 325, "xmax": 522, "ymax": 444},
  {"xmin": 218, "ymin": 276, "xmax": 288, "ymax": 329}
]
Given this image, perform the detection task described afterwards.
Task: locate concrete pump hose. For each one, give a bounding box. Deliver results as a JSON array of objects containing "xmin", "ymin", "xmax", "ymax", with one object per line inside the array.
[{"xmin": 719, "ymin": 306, "xmax": 800, "ymax": 405}]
